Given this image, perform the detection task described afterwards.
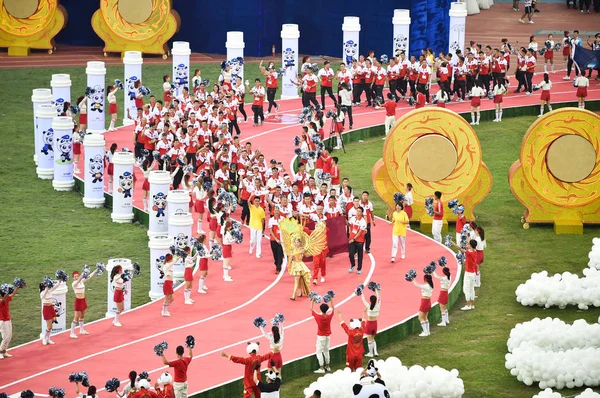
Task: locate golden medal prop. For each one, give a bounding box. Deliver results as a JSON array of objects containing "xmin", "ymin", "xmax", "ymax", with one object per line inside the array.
[
  {"xmin": 91, "ymin": 0, "xmax": 180, "ymax": 58},
  {"xmin": 509, "ymin": 108, "xmax": 600, "ymax": 234},
  {"xmin": 0, "ymin": 0, "xmax": 67, "ymax": 56},
  {"xmin": 372, "ymin": 107, "xmax": 492, "ymax": 232}
]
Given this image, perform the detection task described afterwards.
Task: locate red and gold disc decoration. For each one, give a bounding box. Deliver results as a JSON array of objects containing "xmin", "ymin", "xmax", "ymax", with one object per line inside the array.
[
  {"xmin": 509, "ymin": 108, "xmax": 600, "ymax": 234},
  {"xmin": 91, "ymin": 0, "xmax": 180, "ymax": 57},
  {"xmin": 0, "ymin": 0, "xmax": 67, "ymax": 56},
  {"xmin": 372, "ymin": 108, "xmax": 492, "ymax": 225}
]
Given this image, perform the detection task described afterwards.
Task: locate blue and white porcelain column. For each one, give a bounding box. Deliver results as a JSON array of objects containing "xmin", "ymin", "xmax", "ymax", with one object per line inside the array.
[
  {"xmin": 36, "ymin": 104, "xmax": 57, "ymax": 180},
  {"xmin": 123, "ymin": 51, "xmax": 143, "ymax": 126},
  {"xmin": 51, "ymin": 116, "xmax": 75, "ymax": 191},
  {"xmin": 51, "ymin": 74, "xmax": 71, "ymax": 116},
  {"xmin": 342, "ymin": 17, "xmax": 361, "ymax": 65},
  {"xmin": 83, "ymin": 133, "xmax": 106, "ymax": 208},
  {"xmin": 449, "ymin": 2, "xmax": 468, "ymax": 55},
  {"xmin": 226, "ymin": 32, "xmax": 245, "ymax": 80},
  {"xmin": 392, "ymin": 10, "xmax": 411, "ymax": 57},
  {"xmin": 31, "ymin": 88, "xmax": 53, "ymax": 165},
  {"xmin": 172, "ymin": 42, "xmax": 190, "ymax": 98},
  {"xmin": 85, "ymin": 61, "xmax": 106, "ymax": 134},
  {"xmin": 111, "ymin": 152, "xmax": 135, "ymax": 223},
  {"xmin": 280, "ymin": 24, "xmax": 300, "ymax": 100},
  {"xmin": 148, "ymin": 170, "xmax": 171, "ymax": 237},
  {"xmin": 148, "ymin": 235, "xmax": 172, "ymax": 300}
]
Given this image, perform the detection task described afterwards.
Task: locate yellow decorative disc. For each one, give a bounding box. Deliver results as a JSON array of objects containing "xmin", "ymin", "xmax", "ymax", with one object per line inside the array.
[
  {"xmin": 546, "ymin": 135, "xmax": 596, "ymax": 183},
  {"xmin": 0, "ymin": 0, "xmax": 56, "ymax": 36},
  {"xmin": 101, "ymin": 0, "xmax": 170, "ymax": 41},
  {"xmin": 3, "ymin": 0, "xmax": 38, "ymax": 19},
  {"xmin": 520, "ymin": 108, "xmax": 600, "ymax": 207},
  {"xmin": 408, "ymin": 134, "xmax": 458, "ymax": 182},
  {"xmin": 118, "ymin": 0, "xmax": 152, "ymax": 24}
]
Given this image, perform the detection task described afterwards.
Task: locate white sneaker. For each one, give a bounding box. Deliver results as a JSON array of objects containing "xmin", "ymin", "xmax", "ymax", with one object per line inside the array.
[
  {"xmin": 461, "ymin": 305, "xmax": 472, "ymax": 311},
  {"xmin": 197, "ymin": 289, "xmax": 207, "ymax": 294},
  {"xmin": 256, "ymin": 255, "xmax": 261, "ymax": 259},
  {"xmin": 47, "ymin": 339, "xmax": 55, "ymax": 345},
  {"xmin": 224, "ymin": 277, "xmax": 233, "ymax": 282},
  {"xmin": 314, "ymin": 369, "xmax": 326, "ymax": 374},
  {"xmin": 470, "ymin": 121, "xmax": 476, "ymax": 125},
  {"xmin": 80, "ymin": 330, "xmax": 89, "ymax": 335},
  {"xmin": 162, "ymin": 312, "xmax": 171, "ymax": 317},
  {"xmin": 419, "ymin": 332, "xmax": 429, "ymax": 337},
  {"xmin": 42, "ymin": 339, "xmax": 48, "ymax": 346},
  {"xmin": 223, "ymin": 265, "xmax": 232, "ymax": 270},
  {"xmin": 470, "ymin": 305, "xmax": 475, "ymax": 310},
  {"xmin": 0, "ymin": 353, "xmax": 4, "ymax": 359},
  {"xmin": 320, "ymin": 277, "xmax": 325, "ymax": 283},
  {"xmin": 70, "ymin": 333, "xmax": 78, "ymax": 339},
  {"xmin": 113, "ymin": 322, "xmax": 122, "ymax": 327},
  {"xmin": 203, "ymin": 285, "xmax": 208, "ymax": 290},
  {"xmin": 3, "ymin": 352, "xmax": 12, "ymax": 358},
  {"xmin": 401, "ymin": 254, "xmax": 405, "ymax": 260},
  {"xmin": 437, "ymin": 321, "xmax": 447, "ymax": 327},
  {"xmin": 365, "ymin": 353, "xmax": 374, "ymax": 358},
  {"xmin": 313, "ymin": 279, "xmax": 318, "ymax": 285},
  {"xmin": 538, "ymin": 114, "xmax": 542, "ymax": 118},
  {"xmin": 391, "ymin": 257, "xmax": 395, "ymax": 263},
  {"xmin": 492, "ymin": 119, "xmax": 498, "ymax": 122},
  {"xmin": 475, "ymin": 122, "xmax": 479, "ymax": 125},
  {"xmin": 265, "ymin": 111, "xmax": 270, "ymax": 115},
  {"xmin": 519, "ymin": 19, "xmax": 525, "ymax": 23},
  {"xmin": 528, "ymin": 20, "xmax": 534, "ymax": 24},
  {"xmin": 184, "ymin": 300, "xmax": 194, "ymax": 305}
]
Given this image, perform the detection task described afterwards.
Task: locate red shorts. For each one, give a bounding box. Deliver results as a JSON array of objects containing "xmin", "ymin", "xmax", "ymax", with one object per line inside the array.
[
  {"xmin": 209, "ymin": 217, "xmax": 218, "ymax": 232},
  {"xmin": 223, "ymin": 244, "xmax": 232, "ymax": 259},
  {"xmin": 419, "ymin": 298, "xmax": 431, "ymax": 313},
  {"xmin": 471, "ymin": 97, "xmax": 481, "ymax": 107},
  {"xmin": 222, "ymin": 81, "xmax": 233, "ymax": 91},
  {"xmin": 404, "ymin": 204, "xmax": 413, "ymax": 218},
  {"xmin": 73, "ymin": 142, "xmax": 81, "ymax": 155},
  {"xmin": 271, "ymin": 352, "xmax": 283, "ymax": 368},
  {"xmin": 541, "ymin": 90, "xmax": 551, "ymax": 101},
  {"xmin": 365, "ymin": 320, "xmax": 378, "ymax": 336},
  {"xmin": 577, "ymin": 87, "xmax": 588, "ymax": 98},
  {"xmin": 79, "ymin": 113, "xmax": 87, "ymax": 125},
  {"xmin": 347, "ymin": 354, "xmax": 363, "ymax": 371},
  {"xmin": 184, "ymin": 268, "xmax": 194, "ymax": 281},
  {"xmin": 437, "ymin": 102, "xmax": 446, "ymax": 108},
  {"xmin": 107, "ymin": 163, "xmax": 114, "ymax": 176},
  {"xmin": 163, "ymin": 280, "xmax": 174, "ymax": 295},
  {"xmin": 74, "ymin": 297, "xmax": 88, "ymax": 312},
  {"xmin": 544, "ymin": 51, "xmax": 554, "ymax": 60},
  {"xmin": 563, "ymin": 47, "xmax": 570, "ymax": 57},
  {"xmin": 194, "ymin": 199, "xmax": 205, "ymax": 213},
  {"xmin": 438, "ymin": 290, "xmax": 449, "ymax": 305},
  {"xmin": 109, "ymin": 103, "xmax": 118, "ymax": 115},
  {"xmin": 199, "ymin": 258, "xmax": 208, "ymax": 271},
  {"xmin": 142, "ymin": 178, "xmax": 150, "ymax": 191},
  {"xmin": 189, "ymin": 196, "xmax": 194, "ymax": 208},
  {"xmin": 493, "ymin": 95, "xmax": 503, "ymax": 104},
  {"xmin": 164, "ymin": 92, "xmax": 172, "ymax": 103},
  {"xmin": 335, "ymin": 122, "xmax": 344, "ymax": 133},
  {"xmin": 42, "ymin": 305, "xmax": 56, "ymax": 320},
  {"xmin": 135, "ymin": 98, "xmax": 144, "ymax": 109},
  {"xmin": 114, "ymin": 289, "xmax": 124, "ymax": 303},
  {"xmin": 476, "ymin": 250, "xmax": 485, "ymax": 265}
]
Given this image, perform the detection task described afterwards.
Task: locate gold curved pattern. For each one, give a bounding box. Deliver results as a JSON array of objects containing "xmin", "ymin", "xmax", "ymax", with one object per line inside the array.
[
  {"xmin": 118, "ymin": 0, "xmax": 152, "ymax": 24},
  {"xmin": 101, "ymin": 0, "xmax": 170, "ymax": 41},
  {"xmin": 4, "ymin": 0, "xmax": 39, "ymax": 19},
  {"xmin": 0, "ymin": 0, "xmax": 57, "ymax": 36},
  {"xmin": 546, "ymin": 135, "xmax": 597, "ymax": 183},
  {"xmin": 519, "ymin": 108, "xmax": 600, "ymax": 207},
  {"xmin": 408, "ymin": 134, "xmax": 458, "ymax": 182}
]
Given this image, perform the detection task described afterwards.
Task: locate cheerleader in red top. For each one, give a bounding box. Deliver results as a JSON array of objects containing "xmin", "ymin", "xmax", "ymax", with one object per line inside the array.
[
  {"xmin": 108, "ymin": 85, "xmax": 119, "ymax": 132},
  {"xmin": 433, "ymin": 266, "xmax": 452, "ymax": 326},
  {"xmin": 110, "ymin": 266, "xmax": 125, "ymax": 327},
  {"xmin": 161, "ymin": 254, "xmax": 175, "ymax": 316},
  {"xmin": 361, "ymin": 288, "xmax": 381, "ymax": 357},
  {"xmin": 195, "ymin": 234, "xmax": 210, "ymax": 294},
  {"xmin": 411, "ymin": 273, "xmax": 433, "ymax": 337},
  {"xmin": 336, "ymin": 310, "xmax": 365, "ymax": 371},
  {"xmin": 70, "ymin": 268, "xmax": 99, "ymax": 339},
  {"xmin": 40, "ymin": 279, "xmax": 63, "ymax": 345},
  {"xmin": 117, "ymin": 371, "xmax": 137, "ymax": 398},
  {"xmin": 538, "ymin": 73, "xmax": 553, "ymax": 117},
  {"xmin": 106, "ymin": 143, "xmax": 117, "ymax": 191}
]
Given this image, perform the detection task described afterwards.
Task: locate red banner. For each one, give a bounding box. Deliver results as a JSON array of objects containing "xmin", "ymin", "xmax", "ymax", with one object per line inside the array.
[{"xmin": 303, "ymin": 216, "xmax": 349, "ymax": 260}]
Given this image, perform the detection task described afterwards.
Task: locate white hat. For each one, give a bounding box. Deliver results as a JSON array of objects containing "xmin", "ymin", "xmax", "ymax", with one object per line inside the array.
[
  {"xmin": 137, "ymin": 379, "xmax": 151, "ymax": 390},
  {"xmin": 246, "ymin": 341, "xmax": 260, "ymax": 354},
  {"xmin": 238, "ymin": 169, "xmax": 246, "ymax": 176},
  {"xmin": 350, "ymin": 318, "xmax": 362, "ymax": 329},
  {"xmin": 157, "ymin": 372, "xmax": 173, "ymax": 386}
]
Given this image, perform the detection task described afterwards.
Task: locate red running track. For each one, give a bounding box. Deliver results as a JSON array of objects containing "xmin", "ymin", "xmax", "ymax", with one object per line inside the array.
[{"xmin": 2, "ymin": 75, "xmax": 597, "ymax": 396}]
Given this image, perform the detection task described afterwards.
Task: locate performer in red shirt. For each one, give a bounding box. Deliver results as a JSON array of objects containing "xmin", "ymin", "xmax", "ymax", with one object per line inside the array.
[
  {"xmin": 161, "ymin": 345, "xmax": 193, "ymax": 398},
  {"xmin": 317, "ymin": 61, "xmax": 338, "ymax": 109},
  {"xmin": 155, "ymin": 372, "xmax": 175, "ymax": 398},
  {"xmin": 311, "ymin": 297, "xmax": 335, "ymax": 373},
  {"xmin": 222, "ymin": 343, "xmax": 272, "ymax": 398},
  {"xmin": 0, "ymin": 284, "xmax": 20, "ymax": 359},
  {"xmin": 261, "ymin": 62, "xmax": 280, "ymax": 115},
  {"xmin": 337, "ymin": 310, "xmax": 365, "ymax": 371},
  {"xmin": 247, "ymin": 79, "xmax": 266, "ymax": 127},
  {"xmin": 415, "ymin": 86, "xmax": 427, "ymax": 109},
  {"xmin": 383, "ymin": 93, "xmax": 397, "ymax": 136},
  {"xmin": 432, "ymin": 191, "xmax": 444, "ymax": 243}
]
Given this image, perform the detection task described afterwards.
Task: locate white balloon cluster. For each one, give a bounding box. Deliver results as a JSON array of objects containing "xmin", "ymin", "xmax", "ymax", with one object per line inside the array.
[
  {"xmin": 533, "ymin": 388, "xmax": 600, "ymax": 397},
  {"xmin": 505, "ymin": 317, "xmax": 600, "ymax": 390},
  {"xmin": 303, "ymin": 357, "xmax": 465, "ymax": 398},
  {"xmin": 516, "ymin": 238, "xmax": 600, "ymax": 310}
]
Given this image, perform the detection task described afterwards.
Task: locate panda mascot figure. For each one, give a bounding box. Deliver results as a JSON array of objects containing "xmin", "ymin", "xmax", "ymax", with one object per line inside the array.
[
  {"xmin": 352, "ymin": 360, "xmax": 390, "ymax": 398},
  {"xmin": 155, "ymin": 372, "xmax": 174, "ymax": 398}
]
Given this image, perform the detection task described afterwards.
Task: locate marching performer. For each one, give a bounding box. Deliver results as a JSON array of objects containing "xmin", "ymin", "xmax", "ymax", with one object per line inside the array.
[
  {"xmin": 260, "ymin": 62, "xmax": 280, "ymax": 114},
  {"xmin": 318, "ymin": 61, "xmax": 337, "ymax": 110},
  {"xmin": 311, "ymin": 296, "xmax": 335, "ymax": 373},
  {"xmin": 77, "ymin": 95, "xmax": 87, "ymax": 132},
  {"xmin": 404, "ymin": 183, "xmax": 414, "ymax": 221},
  {"xmin": 410, "ymin": 273, "xmax": 433, "ymax": 337},
  {"xmin": 40, "ymin": 279, "xmax": 64, "ymax": 345},
  {"xmin": 70, "ymin": 268, "xmax": 99, "ymax": 338},
  {"xmin": 161, "ymin": 254, "xmax": 175, "ymax": 316},
  {"xmin": 538, "ymin": 73, "xmax": 553, "ymax": 117},
  {"xmin": 361, "ymin": 288, "xmax": 381, "ymax": 357},
  {"xmin": 433, "ymin": 266, "xmax": 452, "ymax": 326},
  {"xmin": 454, "ymin": 239, "xmax": 478, "ymax": 310},
  {"xmin": 110, "ymin": 265, "xmax": 125, "ymax": 327},
  {"xmin": 162, "ymin": 75, "xmax": 172, "ymax": 109}
]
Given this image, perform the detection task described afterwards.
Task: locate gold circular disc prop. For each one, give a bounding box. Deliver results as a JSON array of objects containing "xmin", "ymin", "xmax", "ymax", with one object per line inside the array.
[
  {"xmin": 408, "ymin": 134, "xmax": 458, "ymax": 182},
  {"xmin": 546, "ymin": 135, "xmax": 597, "ymax": 183},
  {"xmin": 118, "ymin": 0, "xmax": 153, "ymax": 24},
  {"xmin": 4, "ymin": 0, "xmax": 39, "ymax": 19}
]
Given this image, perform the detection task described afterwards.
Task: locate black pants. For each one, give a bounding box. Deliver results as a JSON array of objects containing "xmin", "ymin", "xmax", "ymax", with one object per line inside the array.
[
  {"xmin": 303, "ymin": 91, "xmax": 319, "ymax": 107},
  {"xmin": 454, "ymin": 80, "xmax": 466, "ymax": 100},
  {"xmin": 515, "ymin": 70, "xmax": 524, "ymax": 91},
  {"xmin": 398, "ymin": 79, "xmax": 408, "ymax": 97},
  {"xmin": 580, "ymin": 0, "xmax": 591, "ymax": 10},
  {"xmin": 567, "ymin": 56, "xmax": 580, "ymax": 77},
  {"xmin": 364, "ymin": 84, "xmax": 373, "ymax": 105},
  {"xmin": 440, "ymin": 81, "xmax": 452, "ymax": 98},
  {"xmin": 408, "ymin": 80, "xmax": 417, "ymax": 98},
  {"xmin": 416, "ymin": 83, "xmax": 430, "ymax": 102},
  {"xmin": 185, "ymin": 152, "xmax": 196, "ymax": 166},
  {"xmin": 134, "ymin": 142, "xmax": 144, "ymax": 159},
  {"xmin": 466, "ymin": 74, "xmax": 476, "ymax": 93},
  {"xmin": 321, "ymin": 86, "xmax": 337, "ymax": 108},
  {"xmin": 229, "ymin": 118, "xmax": 241, "ymax": 136},
  {"xmin": 349, "ymin": 241, "xmax": 364, "ymax": 271},
  {"xmin": 251, "ymin": 105, "xmax": 264, "ymax": 124},
  {"xmin": 524, "ymin": 71, "xmax": 534, "ymax": 93},
  {"xmin": 341, "ymin": 105, "xmax": 353, "ymax": 128},
  {"xmin": 270, "ymin": 240, "xmax": 284, "ymax": 272},
  {"xmin": 267, "ymin": 88, "xmax": 278, "ymax": 112},
  {"xmin": 352, "ymin": 82, "xmax": 364, "ymax": 103},
  {"xmin": 364, "ymin": 224, "xmax": 372, "ymax": 252},
  {"xmin": 478, "ymin": 74, "xmax": 491, "ymax": 93},
  {"xmin": 240, "ymin": 199, "xmax": 250, "ymax": 224},
  {"xmin": 238, "ymin": 101, "xmax": 247, "ymax": 121},
  {"xmin": 373, "ymin": 84, "xmax": 384, "ymax": 103},
  {"xmin": 388, "ymin": 79, "xmax": 399, "ymax": 100}
]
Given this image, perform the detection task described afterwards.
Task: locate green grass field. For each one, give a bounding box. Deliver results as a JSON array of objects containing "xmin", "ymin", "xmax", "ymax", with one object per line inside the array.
[{"xmin": 1, "ymin": 63, "xmax": 599, "ymax": 397}]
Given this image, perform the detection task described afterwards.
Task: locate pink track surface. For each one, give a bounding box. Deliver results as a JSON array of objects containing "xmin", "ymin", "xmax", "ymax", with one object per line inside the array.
[{"xmin": 2, "ymin": 74, "xmax": 598, "ymax": 396}]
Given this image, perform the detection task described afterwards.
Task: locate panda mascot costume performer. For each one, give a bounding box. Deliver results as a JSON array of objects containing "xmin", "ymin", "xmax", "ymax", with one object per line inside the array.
[
  {"xmin": 131, "ymin": 379, "xmax": 158, "ymax": 398},
  {"xmin": 222, "ymin": 341, "xmax": 273, "ymax": 398},
  {"xmin": 155, "ymin": 372, "xmax": 174, "ymax": 398},
  {"xmin": 352, "ymin": 360, "xmax": 390, "ymax": 398}
]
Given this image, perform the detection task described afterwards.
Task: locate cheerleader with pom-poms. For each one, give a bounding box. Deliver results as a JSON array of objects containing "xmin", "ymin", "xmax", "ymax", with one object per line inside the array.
[
  {"xmin": 70, "ymin": 266, "xmax": 100, "ymax": 339},
  {"xmin": 453, "ymin": 239, "xmax": 478, "ymax": 310},
  {"xmin": 106, "ymin": 143, "xmax": 117, "ymax": 191},
  {"xmin": 160, "ymin": 253, "xmax": 175, "ymax": 316},
  {"xmin": 574, "ymin": 74, "xmax": 589, "ymax": 109},
  {"xmin": 116, "ymin": 371, "xmax": 137, "ymax": 398},
  {"xmin": 537, "ymin": 73, "xmax": 553, "ymax": 117},
  {"xmin": 360, "ymin": 283, "xmax": 381, "ymax": 357},
  {"xmin": 194, "ymin": 234, "xmax": 210, "ymax": 295},
  {"xmin": 40, "ymin": 276, "xmax": 65, "ymax": 345},
  {"xmin": 75, "ymin": 381, "xmax": 97, "ymax": 398},
  {"xmin": 406, "ymin": 268, "xmax": 434, "ymax": 337},
  {"xmin": 110, "ymin": 265, "xmax": 125, "ymax": 326},
  {"xmin": 258, "ymin": 314, "xmax": 285, "ymax": 374},
  {"xmin": 1, "ymin": 278, "xmax": 24, "ymax": 358},
  {"xmin": 432, "ymin": 258, "xmax": 452, "ymax": 326},
  {"xmin": 182, "ymin": 244, "xmax": 198, "ymax": 305},
  {"xmin": 221, "ymin": 220, "xmax": 235, "ymax": 282},
  {"xmin": 108, "ymin": 84, "xmax": 120, "ymax": 132},
  {"xmin": 192, "ymin": 180, "xmax": 208, "ymax": 234}
]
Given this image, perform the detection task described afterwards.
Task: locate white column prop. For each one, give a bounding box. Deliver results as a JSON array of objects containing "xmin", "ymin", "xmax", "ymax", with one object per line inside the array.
[
  {"xmin": 168, "ymin": 211, "xmax": 193, "ymax": 281},
  {"xmin": 83, "ymin": 133, "xmax": 106, "ymax": 208},
  {"xmin": 225, "ymin": 31, "xmax": 245, "ymax": 80},
  {"xmin": 172, "ymin": 42, "xmax": 191, "ymax": 98},
  {"xmin": 280, "ymin": 24, "xmax": 300, "ymax": 100},
  {"xmin": 148, "ymin": 170, "xmax": 171, "ymax": 237},
  {"xmin": 85, "ymin": 61, "xmax": 107, "ymax": 134},
  {"xmin": 392, "ymin": 10, "xmax": 411, "ymax": 57},
  {"xmin": 464, "ymin": 0, "xmax": 480, "ymax": 16},
  {"xmin": 35, "ymin": 104, "xmax": 58, "ymax": 180},
  {"xmin": 52, "ymin": 116, "xmax": 75, "ymax": 191},
  {"xmin": 39, "ymin": 281, "xmax": 68, "ymax": 339},
  {"xmin": 167, "ymin": 189, "xmax": 190, "ymax": 214},
  {"xmin": 111, "ymin": 152, "xmax": 135, "ymax": 223},
  {"xmin": 32, "ymin": 88, "xmax": 53, "ymax": 164},
  {"xmin": 105, "ymin": 258, "xmax": 133, "ymax": 317},
  {"xmin": 148, "ymin": 235, "xmax": 172, "ymax": 300},
  {"xmin": 123, "ymin": 51, "xmax": 143, "ymax": 126},
  {"xmin": 342, "ymin": 17, "xmax": 361, "ymax": 65},
  {"xmin": 449, "ymin": 3, "xmax": 468, "ymax": 54},
  {"xmin": 51, "ymin": 74, "xmax": 71, "ymax": 116}
]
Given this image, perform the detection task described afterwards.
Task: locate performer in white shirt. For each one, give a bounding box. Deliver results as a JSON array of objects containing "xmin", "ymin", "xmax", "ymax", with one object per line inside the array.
[
  {"xmin": 469, "ymin": 82, "xmax": 486, "ymax": 125},
  {"xmin": 537, "ymin": 73, "xmax": 553, "ymax": 117}
]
